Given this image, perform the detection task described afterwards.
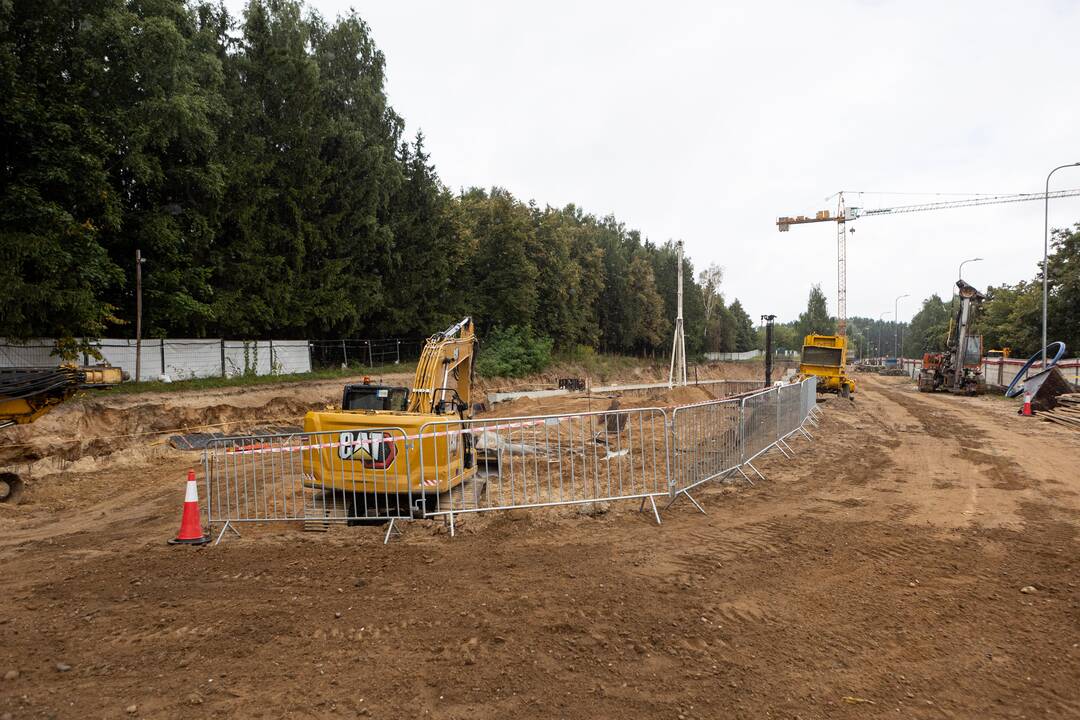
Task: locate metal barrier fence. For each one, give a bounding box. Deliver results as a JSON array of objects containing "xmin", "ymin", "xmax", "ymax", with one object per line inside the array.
[
  {"xmin": 669, "ymin": 398, "xmax": 742, "ymax": 500},
  {"xmin": 415, "ymin": 407, "xmax": 671, "ymax": 533},
  {"xmin": 200, "ymin": 378, "xmax": 820, "ymax": 543},
  {"xmin": 203, "ymin": 427, "xmax": 416, "ymax": 543},
  {"xmin": 740, "ymin": 388, "xmax": 778, "ymax": 465},
  {"xmin": 667, "ymin": 377, "xmax": 819, "ymax": 509}
]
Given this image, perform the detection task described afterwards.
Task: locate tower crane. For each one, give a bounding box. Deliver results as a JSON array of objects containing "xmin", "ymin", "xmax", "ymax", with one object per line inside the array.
[{"xmin": 777, "ymin": 188, "xmax": 1080, "ymax": 336}]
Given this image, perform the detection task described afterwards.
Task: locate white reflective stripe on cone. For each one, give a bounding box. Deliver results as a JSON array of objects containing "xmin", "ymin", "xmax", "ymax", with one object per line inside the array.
[{"xmin": 185, "ymin": 480, "xmax": 199, "ymax": 503}]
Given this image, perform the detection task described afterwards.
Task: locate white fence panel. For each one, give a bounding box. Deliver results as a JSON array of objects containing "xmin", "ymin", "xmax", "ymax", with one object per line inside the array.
[
  {"xmin": 272, "ymin": 341, "xmax": 312, "ymax": 375},
  {"xmin": 97, "ymin": 340, "xmax": 163, "ymax": 380},
  {"xmin": 165, "ymin": 339, "xmax": 221, "ymax": 380},
  {"xmin": 0, "ymin": 340, "xmax": 57, "ymax": 366},
  {"xmin": 0, "ymin": 337, "xmax": 312, "ymax": 380}
]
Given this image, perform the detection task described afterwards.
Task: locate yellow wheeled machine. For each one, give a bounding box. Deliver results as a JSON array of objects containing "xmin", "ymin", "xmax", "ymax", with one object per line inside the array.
[
  {"xmin": 798, "ymin": 334, "xmax": 855, "ymax": 398},
  {"xmin": 302, "ymin": 318, "xmax": 478, "ymax": 517}
]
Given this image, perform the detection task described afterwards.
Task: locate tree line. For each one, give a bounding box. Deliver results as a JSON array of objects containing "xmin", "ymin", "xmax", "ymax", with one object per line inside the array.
[{"xmin": 1, "ymin": 0, "xmax": 759, "ymax": 357}]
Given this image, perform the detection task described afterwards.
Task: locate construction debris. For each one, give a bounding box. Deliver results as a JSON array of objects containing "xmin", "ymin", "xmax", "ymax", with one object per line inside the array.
[{"xmin": 1040, "ymin": 393, "xmax": 1080, "ymax": 431}]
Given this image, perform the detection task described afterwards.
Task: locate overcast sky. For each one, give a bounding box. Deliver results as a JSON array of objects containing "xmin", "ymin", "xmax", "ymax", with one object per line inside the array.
[{"xmin": 226, "ymin": 0, "xmax": 1080, "ymax": 326}]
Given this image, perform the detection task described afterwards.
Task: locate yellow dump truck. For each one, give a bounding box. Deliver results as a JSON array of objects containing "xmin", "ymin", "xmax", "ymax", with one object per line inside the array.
[{"xmin": 799, "ymin": 334, "xmax": 855, "ymax": 398}]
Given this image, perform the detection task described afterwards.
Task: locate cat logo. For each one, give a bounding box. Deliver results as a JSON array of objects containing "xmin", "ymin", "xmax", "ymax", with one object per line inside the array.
[{"xmin": 337, "ymin": 430, "xmax": 397, "ymax": 469}]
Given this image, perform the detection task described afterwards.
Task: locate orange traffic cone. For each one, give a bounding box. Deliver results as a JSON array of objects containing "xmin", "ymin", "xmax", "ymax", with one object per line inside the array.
[
  {"xmin": 1022, "ymin": 393, "xmax": 1033, "ymax": 417},
  {"xmin": 169, "ymin": 469, "xmax": 209, "ymax": 545}
]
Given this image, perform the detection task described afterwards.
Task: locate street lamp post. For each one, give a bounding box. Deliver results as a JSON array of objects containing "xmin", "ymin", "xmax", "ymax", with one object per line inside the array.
[
  {"xmin": 958, "ymin": 257, "xmax": 982, "ymax": 283},
  {"xmin": 878, "ymin": 311, "xmax": 891, "ymax": 361},
  {"xmin": 1043, "ymin": 163, "xmax": 1080, "ymax": 365},
  {"xmin": 894, "ymin": 294, "xmax": 910, "ymax": 359}
]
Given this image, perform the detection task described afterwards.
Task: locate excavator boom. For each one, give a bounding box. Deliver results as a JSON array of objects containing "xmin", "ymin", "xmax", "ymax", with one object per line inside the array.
[{"xmin": 407, "ymin": 317, "xmax": 477, "ymax": 415}]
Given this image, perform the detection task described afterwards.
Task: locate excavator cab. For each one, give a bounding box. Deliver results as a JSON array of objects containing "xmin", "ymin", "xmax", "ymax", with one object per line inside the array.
[{"xmin": 341, "ymin": 377, "xmax": 409, "ymax": 412}]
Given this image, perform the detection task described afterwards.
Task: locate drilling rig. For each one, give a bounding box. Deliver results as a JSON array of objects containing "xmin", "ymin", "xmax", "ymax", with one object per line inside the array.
[{"xmin": 917, "ymin": 279, "xmax": 985, "ymax": 395}]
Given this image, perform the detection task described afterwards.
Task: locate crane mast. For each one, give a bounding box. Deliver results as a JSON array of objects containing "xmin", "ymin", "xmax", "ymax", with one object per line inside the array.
[{"xmin": 835, "ymin": 194, "xmax": 847, "ymax": 336}]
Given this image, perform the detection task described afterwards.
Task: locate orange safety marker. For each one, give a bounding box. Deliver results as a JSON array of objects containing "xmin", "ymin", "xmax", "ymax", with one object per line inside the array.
[
  {"xmin": 168, "ymin": 468, "xmax": 209, "ymax": 545},
  {"xmin": 1022, "ymin": 392, "xmax": 1033, "ymax": 417}
]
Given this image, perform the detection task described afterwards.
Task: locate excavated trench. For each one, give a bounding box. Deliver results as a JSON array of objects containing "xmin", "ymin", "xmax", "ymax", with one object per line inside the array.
[{"xmin": 0, "ymin": 364, "xmax": 775, "ymax": 503}]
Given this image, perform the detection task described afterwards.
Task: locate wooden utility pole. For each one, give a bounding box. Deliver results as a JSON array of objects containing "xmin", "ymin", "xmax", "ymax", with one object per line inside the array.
[{"xmin": 135, "ymin": 249, "xmax": 144, "ymax": 382}]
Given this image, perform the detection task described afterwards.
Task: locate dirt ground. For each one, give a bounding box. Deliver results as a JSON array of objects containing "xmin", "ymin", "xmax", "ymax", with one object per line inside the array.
[{"xmin": 2, "ymin": 373, "xmax": 1079, "ymax": 719}]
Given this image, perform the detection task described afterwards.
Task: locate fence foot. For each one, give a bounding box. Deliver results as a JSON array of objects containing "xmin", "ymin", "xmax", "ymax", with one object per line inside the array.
[
  {"xmin": 447, "ymin": 511, "xmax": 456, "ymax": 538},
  {"xmin": 383, "ymin": 517, "xmax": 404, "ymax": 545},
  {"xmin": 682, "ymin": 490, "xmax": 706, "ymax": 515},
  {"xmin": 213, "ymin": 520, "xmax": 241, "ymax": 546},
  {"xmin": 779, "ymin": 438, "xmax": 795, "ymax": 456},
  {"xmin": 774, "ymin": 442, "xmax": 793, "ymax": 460},
  {"xmin": 648, "ymin": 495, "xmax": 662, "ymax": 525},
  {"xmin": 663, "ymin": 488, "xmax": 706, "ymax": 514},
  {"xmin": 746, "ymin": 461, "xmax": 766, "ymax": 481},
  {"xmin": 736, "ymin": 466, "xmax": 755, "ymax": 486},
  {"xmin": 799, "ymin": 426, "xmax": 814, "ymax": 441}
]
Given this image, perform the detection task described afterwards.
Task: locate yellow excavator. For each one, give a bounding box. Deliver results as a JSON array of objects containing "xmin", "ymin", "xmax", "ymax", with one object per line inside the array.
[
  {"xmin": 0, "ymin": 364, "xmax": 125, "ymax": 503},
  {"xmin": 301, "ymin": 317, "xmax": 478, "ymax": 516}
]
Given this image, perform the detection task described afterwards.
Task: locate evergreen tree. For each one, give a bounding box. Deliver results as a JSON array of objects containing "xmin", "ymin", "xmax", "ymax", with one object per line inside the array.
[
  {"xmin": 798, "ymin": 284, "xmax": 834, "ymax": 338},
  {"xmin": 625, "ymin": 250, "xmax": 666, "ymax": 352},
  {"xmin": 1, "ymin": 0, "xmax": 127, "ymax": 343},
  {"xmin": 729, "ymin": 299, "xmax": 757, "ymax": 351},
  {"xmin": 459, "ymin": 188, "xmax": 538, "ymax": 333}
]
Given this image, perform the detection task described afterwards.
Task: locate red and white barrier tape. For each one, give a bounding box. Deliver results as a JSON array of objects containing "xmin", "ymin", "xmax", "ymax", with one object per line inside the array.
[{"xmin": 222, "ymin": 417, "xmax": 557, "ymax": 456}]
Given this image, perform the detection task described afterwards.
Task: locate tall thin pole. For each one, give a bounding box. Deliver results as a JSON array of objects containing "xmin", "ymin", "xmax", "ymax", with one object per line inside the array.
[
  {"xmin": 1044, "ymin": 163, "xmax": 1080, "ymax": 366},
  {"xmin": 894, "ymin": 294, "xmax": 909, "ymax": 359},
  {"xmin": 761, "ymin": 314, "xmax": 776, "ymax": 385},
  {"xmin": 836, "ymin": 193, "xmax": 847, "ymax": 337},
  {"xmin": 668, "ymin": 241, "xmax": 687, "ymax": 387},
  {"xmin": 879, "ymin": 311, "xmax": 890, "ymax": 360},
  {"xmin": 135, "ymin": 249, "xmax": 143, "ymax": 382}
]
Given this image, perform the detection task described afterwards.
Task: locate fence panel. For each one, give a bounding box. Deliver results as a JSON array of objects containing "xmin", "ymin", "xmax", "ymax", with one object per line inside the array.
[
  {"xmin": 308, "ymin": 339, "xmax": 424, "ymax": 369},
  {"xmin": 740, "ymin": 388, "xmax": 778, "ymax": 463},
  {"xmin": 415, "ymin": 407, "xmax": 670, "ymax": 522},
  {"xmin": 670, "ymin": 399, "xmax": 741, "ymax": 494},
  {"xmin": 203, "ymin": 427, "xmax": 415, "ymax": 538},
  {"xmin": 802, "ymin": 376, "xmax": 818, "ymax": 418},
  {"xmin": 717, "ymin": 380, "xmax": 767, "ymax": 397},
  {"xmin": 777, "ymin": 383, "xmax": 802, "ymax": 438}
]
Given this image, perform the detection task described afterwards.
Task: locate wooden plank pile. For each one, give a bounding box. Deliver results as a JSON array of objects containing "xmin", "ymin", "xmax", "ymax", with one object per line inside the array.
[{"xmin": 1041, "ymin": 393, "xmax": 1080, "ymax": 430}]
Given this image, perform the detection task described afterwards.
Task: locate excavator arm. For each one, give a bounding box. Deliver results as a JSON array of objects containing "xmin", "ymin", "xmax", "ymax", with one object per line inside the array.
[{"xmin": 407, "ymin": 317, "xmax": 477, "ymax": 416}]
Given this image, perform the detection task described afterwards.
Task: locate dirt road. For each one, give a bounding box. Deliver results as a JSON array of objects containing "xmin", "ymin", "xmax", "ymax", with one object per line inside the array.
[{"xmin": 2, "ymin": 374, "xmax": 1079, "ymax": 719}]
